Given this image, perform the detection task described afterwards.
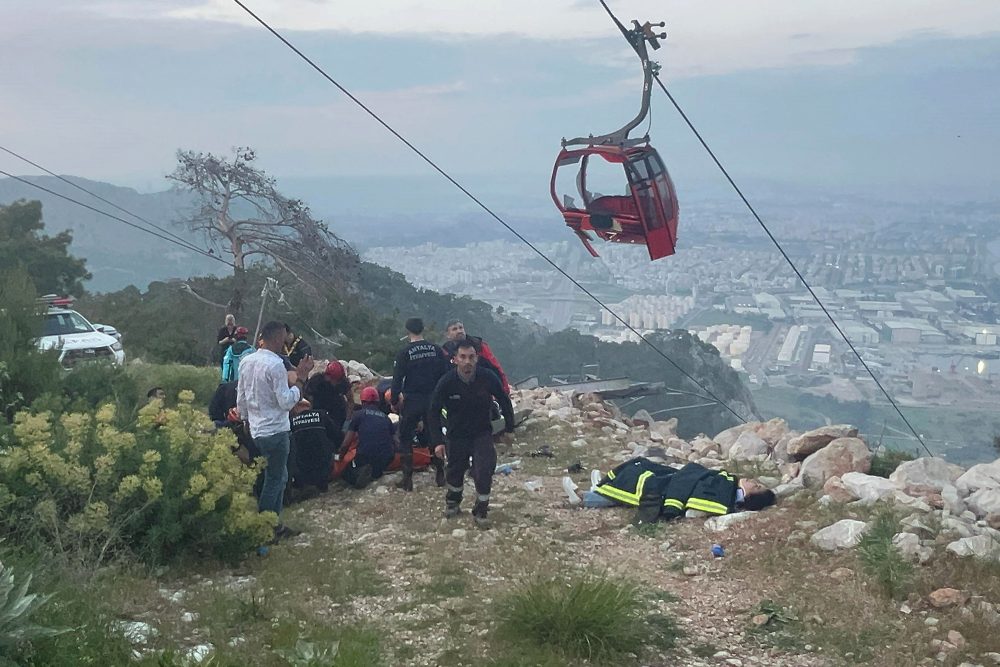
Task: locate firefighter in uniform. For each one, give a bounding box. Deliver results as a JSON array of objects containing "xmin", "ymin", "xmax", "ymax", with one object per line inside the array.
[{"xmin": 595, "ymin": 457, "xmax": 776, "ymax": 524}]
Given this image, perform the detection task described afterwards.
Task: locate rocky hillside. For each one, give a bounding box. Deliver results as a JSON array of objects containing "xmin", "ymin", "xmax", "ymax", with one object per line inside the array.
[{"xmin": 105, "ymin": 382, "xmax": 1000, "ymax": 666}]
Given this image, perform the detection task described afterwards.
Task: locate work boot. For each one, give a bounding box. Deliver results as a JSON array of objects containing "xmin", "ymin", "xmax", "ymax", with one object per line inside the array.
[
  {"xmin": 432, "ymin": 456, "xmax": 446, "ymax": 488},
  {"xmin": 395, "ymin": 454, "xmax": 414, "ymax": 492},
  {"xmin": 444, "ymin": 487, "xmax": 463, "ymax": 518},
  {"xmin": 472, "ymin": 500, "xmax": 490, "ymax": 528},
  {"xmin": 444, "ymin": 502, "xmax": 462, "ymax": 518}
]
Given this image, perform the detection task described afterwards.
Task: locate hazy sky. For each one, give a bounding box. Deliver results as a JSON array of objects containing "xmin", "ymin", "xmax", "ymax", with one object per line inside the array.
[{"xmin": 2, "ymin": 0, "xmax": 999, "ymax": 202}]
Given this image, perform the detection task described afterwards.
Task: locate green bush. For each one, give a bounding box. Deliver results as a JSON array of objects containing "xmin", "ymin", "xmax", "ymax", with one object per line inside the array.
[
  {"xmin": 857, "ymin": 509, "xmax": 912, "ymax": 599},
  {"xmin": 0, "ymin": 268, "xmax": 62, "ymax": 422},
  {"xmin": 128, "ymin": 363, "xmax": 222, "ymax": 408},
  {"xmin": 495, "ymin": 572, "xmax": 677, "ymax": 663},
  {"xmin": 0, "ymin": 560, "xmax": 68, "ymax": 651},
  {"xmin": 0, "ymin": 393, "xmax": 274, "ymax": 566}
]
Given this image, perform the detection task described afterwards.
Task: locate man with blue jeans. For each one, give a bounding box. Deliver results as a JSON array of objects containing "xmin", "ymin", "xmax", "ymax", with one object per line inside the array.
[{"xmin": 237, "ymin": 320, "xmax": 314, "ymax": 541}]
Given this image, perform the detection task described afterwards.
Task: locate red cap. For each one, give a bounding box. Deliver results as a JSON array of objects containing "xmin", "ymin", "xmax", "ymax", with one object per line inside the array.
[
  {"xmin": 235, "ymin": 326, "xmax": 249, "ymax": 337},
  {"xmin": 360, "ymin": 387, "xmax": 379, "ymax": 403},
  {"xmin": 324, "ymin": 361, "xmax": 345, "ymax": 381}
]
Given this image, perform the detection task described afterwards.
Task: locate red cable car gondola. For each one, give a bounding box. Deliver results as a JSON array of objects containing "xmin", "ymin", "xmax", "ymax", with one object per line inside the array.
[{"xmin": 551, "ymin": 6, "xmax": 679, "ymax": 261}]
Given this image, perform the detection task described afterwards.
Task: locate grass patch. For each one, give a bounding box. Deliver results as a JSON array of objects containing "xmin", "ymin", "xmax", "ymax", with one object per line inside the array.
[
  {"xmin": 495, "ymin": 571, "xmax": 677, "ymax": 664},
  {"xmin": 856, "ymin": 509, "xmax": 912, "ymax": 599},
  {"xmin": 869, "ymin": 448, "xmax": 916, "ymax": 478}
]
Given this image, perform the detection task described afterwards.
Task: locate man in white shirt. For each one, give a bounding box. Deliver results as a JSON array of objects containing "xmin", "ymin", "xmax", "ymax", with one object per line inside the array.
[{"xmin": 237, "ymin": 320, "xmax": 314, "ymax": 538}]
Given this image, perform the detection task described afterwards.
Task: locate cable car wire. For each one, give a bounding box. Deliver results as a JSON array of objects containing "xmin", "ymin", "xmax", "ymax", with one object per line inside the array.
[
  {"xmin": 230, "ymin": 0, "xmax": 748, "ymax": 424},
  {"xmin": 0, "ymin": 169, "xmax": 234, "ymax": 268},
  {"xmin": 0, "ymin": 145, "xmax": 218, "ymax": 258},
  {"xmin": 649, "ymin": 74, "xmax": 932, "ymax": 456}
]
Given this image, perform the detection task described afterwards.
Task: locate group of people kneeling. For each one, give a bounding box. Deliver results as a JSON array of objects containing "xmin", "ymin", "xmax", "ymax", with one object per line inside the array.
[{"xmin": 211, "ymin": 316, "xmax": 515, "ymax": 538}]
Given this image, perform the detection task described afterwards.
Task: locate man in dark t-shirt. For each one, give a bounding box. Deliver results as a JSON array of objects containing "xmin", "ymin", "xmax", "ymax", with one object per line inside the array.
[
  {"xmin": 289, "ymin": 400, "xmax": 339, "ymax": 493},
  {"xmin": 340, "ymin": 387, "xmax": 397, "ymax": 489}
]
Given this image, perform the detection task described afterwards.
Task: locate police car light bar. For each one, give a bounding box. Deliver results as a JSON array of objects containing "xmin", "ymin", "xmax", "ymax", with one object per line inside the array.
[{"xmin": 37, "ymin": 294, "xmax": 75, "ymax": 307}]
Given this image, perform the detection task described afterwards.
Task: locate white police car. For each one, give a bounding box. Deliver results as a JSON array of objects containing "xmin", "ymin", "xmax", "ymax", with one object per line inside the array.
[{"xmin": 36, "ymin": 296, "xmax": 125, "ymax": 368}]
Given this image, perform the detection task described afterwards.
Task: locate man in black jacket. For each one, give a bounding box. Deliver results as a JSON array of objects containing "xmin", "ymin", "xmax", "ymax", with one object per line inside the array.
[
  {"xmin": 283, "ymin": 324, "xmax": 312, "ymax": 368},
  {"xmin": 289, "ymin": 399, "xmax": 339, "ymax": 493},
  {"xmin": 428, "ymin": 339, "xmax": 515, "ymax": 526},
  {"xmin": 391, "ymin": 317, "xmax": 449, "ymax": 491}
]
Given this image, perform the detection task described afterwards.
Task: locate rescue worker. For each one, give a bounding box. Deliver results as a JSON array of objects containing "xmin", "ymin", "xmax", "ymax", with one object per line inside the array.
[
  {"xmin": 289, "ymin": 399, "xmax": 339, "ymax": 493},
  {"xmin": 595, "ymin": 457, "xmax": 777, "ymax": 524},
  {"xmin": 428, "ymin": 339, "xmax": 515, "ymax": 527},
  {"xmin": 303, "ymin": 359, "xmax": 354, "ymax": 435},
  {"xmin": 390, "ymin": 317, "xmax": 449, "ymax": 491},
  {"xmin": 441, "ymin": 319, "xmax": 510, "ymax": 394},
  {"xmin": 340, "ymin": 387, "xmax": 397, "ymax": 489},
  {"xmin": 283, "ymin": 324, "xmax": 312, "ymax": 368}
]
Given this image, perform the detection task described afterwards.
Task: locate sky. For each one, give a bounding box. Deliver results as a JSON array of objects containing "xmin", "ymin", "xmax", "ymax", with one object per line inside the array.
[{"xmin": 2, "ymin": 0, "xmax": 1000, "ymax": 208}]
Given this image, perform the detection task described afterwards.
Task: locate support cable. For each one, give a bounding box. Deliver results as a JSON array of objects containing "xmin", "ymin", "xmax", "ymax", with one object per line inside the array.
[
  {"xmin": 0, "ymin": 169, "xmax": 234, "ymax": 268},
  {"xmin": 230, "ymin": 0, "xmax": 747, "ymax": 423},
  {"xmin": 0, "ymin": 145, "xmax": 218, "ymax": 258},
  {"xmin": 649, "ymin": 74, "xmax": 932, "ymax": 456}
]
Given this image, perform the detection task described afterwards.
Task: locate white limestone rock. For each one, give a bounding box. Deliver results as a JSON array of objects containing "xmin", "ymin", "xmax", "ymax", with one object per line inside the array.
[{"xmin": 810, "ymin": 519, "xmax": 869, "ymax": 551}]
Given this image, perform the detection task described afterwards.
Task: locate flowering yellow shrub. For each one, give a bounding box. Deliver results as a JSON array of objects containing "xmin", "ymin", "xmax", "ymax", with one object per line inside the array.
[{"xmin": 0, "ymin": 395, "xmax": 275, "ymax": 565}]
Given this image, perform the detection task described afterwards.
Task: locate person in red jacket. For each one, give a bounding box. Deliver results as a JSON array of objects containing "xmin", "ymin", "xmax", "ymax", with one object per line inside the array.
[{"xmin": 441, "ymin": 319, "xmax": 510, "ymax": 394}]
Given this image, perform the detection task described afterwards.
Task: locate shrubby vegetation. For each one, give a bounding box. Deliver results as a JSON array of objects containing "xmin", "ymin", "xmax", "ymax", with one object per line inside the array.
[{"xmin": 0, "ymin": 395, "xmax": 273, "ymax": 567}]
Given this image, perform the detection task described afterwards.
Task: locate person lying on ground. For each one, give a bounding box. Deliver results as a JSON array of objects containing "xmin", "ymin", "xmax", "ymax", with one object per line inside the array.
[
  {"xmin": 339, "ymin": 387, "xmax": 397, "ymax": 489},
  {"xmin": 592, "ymin": 457, "xmax": 776, "ymax": 524}
]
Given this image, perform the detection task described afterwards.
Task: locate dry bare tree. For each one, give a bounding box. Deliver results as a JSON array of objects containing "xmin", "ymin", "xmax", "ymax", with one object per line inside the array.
[{"xmin": 168, "ymin": 147, "xmax": 358, "ymax": 316}]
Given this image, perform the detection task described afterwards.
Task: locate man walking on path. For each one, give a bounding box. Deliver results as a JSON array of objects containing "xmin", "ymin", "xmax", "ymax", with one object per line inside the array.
[
  {"xmin": 441, "ymin": 319, "xmax": 510, "ymax": 394},
  {"xmin": 237, "ymin": 320, "xmax": 313, "ymax": 540},
  {"xmin": 428, "ymin": 339, "xmax": 514, "ymax": 527},
  {"xmin": 391, "ymin": 317, "xmax": 449, "ymax": 491}
]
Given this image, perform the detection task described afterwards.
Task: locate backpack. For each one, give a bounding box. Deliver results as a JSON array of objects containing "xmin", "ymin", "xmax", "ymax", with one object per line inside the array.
[{"xmin": 222, "ymin": 340, "xmax": 253, "ymax": 383}]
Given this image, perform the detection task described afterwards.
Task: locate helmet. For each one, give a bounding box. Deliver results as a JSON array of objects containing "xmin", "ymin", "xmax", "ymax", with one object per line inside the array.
[
  {"xmin": 324, "ymin": 360, "xmax": 345, "ymax": 381},
  {"xmin": 235, "ymin": 326, "xmax": 249, "ymax": 338},
  {"xmin": 360, "ymin": 387, "xmax": 379, "ymax": 403}
]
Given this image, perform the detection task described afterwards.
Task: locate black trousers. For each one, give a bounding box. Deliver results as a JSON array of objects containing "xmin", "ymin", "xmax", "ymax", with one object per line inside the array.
[
  {"xmin": 398, "ymin": 394, "xmax": 430, "ymax": 455},
  {"xmin": 445, "ymin": 432, "xmax": 496, "ymax": 501},
  {"xmin": 342, "ymin": 450, "xmax": 394, "ymax": 487}
]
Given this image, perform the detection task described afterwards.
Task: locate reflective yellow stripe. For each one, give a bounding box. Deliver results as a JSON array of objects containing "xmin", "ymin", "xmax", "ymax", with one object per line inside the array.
[
  {"xmin": 719, "ymin": 471, "xmax": 734, "ymax": 481},
  {"xmin": 663, "ymin": 498, "xmax": 684, "ymax": 510},
  {"xmin": 686, "ymin": 498, "xmax": 729, "ymax": 515},
  {"xmin": 595, "ymin": 470, "xmax": 653, "ymax": 507},
  {"xmin": 607, "ymin": 470, "xmax": 616, "ymax": 480}
]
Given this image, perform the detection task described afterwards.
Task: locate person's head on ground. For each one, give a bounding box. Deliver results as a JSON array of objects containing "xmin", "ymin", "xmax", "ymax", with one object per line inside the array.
[
  {"xmin": 454, "ymin": 339, "xmax": 478, "ymax": 381},
  {"xmin": 225, "ymin": 313, "xmax": 235, "ymax": 327},
  {"xmin": 234, "ymin": 326, "xmax": 249, "ymax": 341},
  {"xmin": 324, "ymin": 360, "xmax": 345, "ymax": 384},
  {"xmin": 360, "ymin": 386, "xmax": 379, "ymax": 405},
  {"xmin": 738, "ymin": 478, "xmax": 777, "ymax": 512},
  {"xmin": 283, "ymin": 323, "xmax": 296, "ymax": 344},
  {"xmin": 260, "ymin": 320, "xmax": 287, "ymax": 354},
  {"xmin": 405, "ymin": 317, "xmax": 424, "ymax": 339},
  {"xmin": 146, "ymin": 387, "xmax": 166, "ymax": 402},
  {"xmin": 445, "ymin": 319, "xmax": 466, "ymax": 342}
]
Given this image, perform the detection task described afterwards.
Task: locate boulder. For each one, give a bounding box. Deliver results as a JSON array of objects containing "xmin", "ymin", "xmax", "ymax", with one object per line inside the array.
[
  {"xmin": 822, "ymin": 476, "xmax": 856, "ymax": 503},
  {"xmin": 946, "ymin": 534, "xmax": 1000, "ymax": 559},
  {"xmin": 942, "ymin": 484, "xmax": 966, "ymax": 515},
  {"xmin": 890, "ymin": 457, "xmax": 965, "ymax": 497},
  {"xmin": 927, "ymin": 587, "xmax": 968, "ymax": 608},
  {"xmin": 893, "ymin": 532, "xmax": 932, "ymax": 564},
  {"xmin": 966, "ymin": 489, "xmax": 1000, "ymax": 518},
  {"xmin": 772, "ymin": 432, "xmax": 798, "ymax": 463},
  {"xmin": 753, "ymin": 418, "xmax": 789, "ymax": 447},
  {"xmin": 650, "ymin": 418, "xmax": 679, "ymax": 439},
  {"xmin": 810, "ymin": 519, "xmax": 869, "ymax": 551},
  {"xmin": 691, "ymin": 437, "xmax": 720, "ymax": 458},
  {"xmin": 774, "ymin": 480, "xmax": 804, "ymax": 498},
  {"xmin": 841, "ymin": 472, "xmax": 901, "ymax": 503},
  {"xmin": 712, "ymin": 423, "xmax": 754, "ymax": 454},
  {"xmin": 799, "ymin": 437, "xmax": 872, "ymax": 488},
  {"xmin": 787, "ymin": 425, "xmax": 859, "ymax": 460},
  {"xmin": 728, "ymin": 431, "xmax": 770, "ymax": 461},
  {"xmin": 631, "ymin": 409, "xmax": 655, "ymax": 427},
  {"xmin": 956, "ymin": 460, "xmax": 1000, "ymax": 496},
  {"xmin": 704, "ymin": 511, "xmax": 756, "ymax": 531}
]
